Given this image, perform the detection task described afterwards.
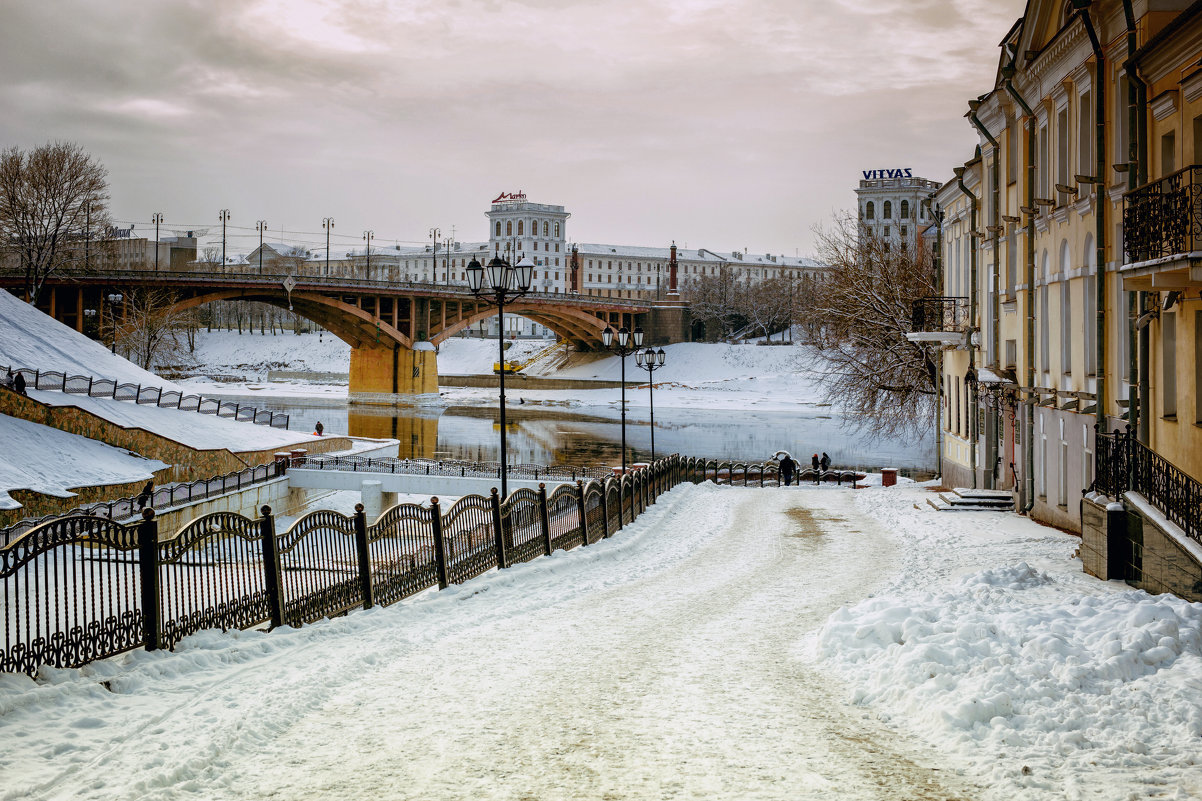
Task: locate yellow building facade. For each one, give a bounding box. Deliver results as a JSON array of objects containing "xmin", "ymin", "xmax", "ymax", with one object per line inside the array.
[{"xmin": 920, "ymin": 0, "xmax": 1200, "ymax": 533}]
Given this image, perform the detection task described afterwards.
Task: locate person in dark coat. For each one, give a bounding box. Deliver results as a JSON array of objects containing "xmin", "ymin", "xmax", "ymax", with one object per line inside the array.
[
  {"xmin": 780, "ymin": 455, "xmax": 795, "ymax": 486},
  {"xmin": 314, "ymin": 421, "xmax": 324, "ymax": 436},
  {"xmin": 820, "ymin": 452, "xmax": 831, "ymax": 472},
  {"xmin": 12, "ymin": 371, "xmax": 26, "ymax": 396},
  {"xmin": 137, "ymin": 481, "xmax": 153, "ymax": 510},
  {"xmin": 811, "ymin": 453, "xmax": 820, "ymax": 484}
]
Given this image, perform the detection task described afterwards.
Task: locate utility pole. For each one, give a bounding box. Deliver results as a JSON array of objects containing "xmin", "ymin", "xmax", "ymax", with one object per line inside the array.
[
  {"xmin": 322, "ymin": 217, "xmax": 334, "ymax": 276},
  {"xmin": 363, "ymin": 230, "xmax": 374, "ymax": 278},
  {"xmin": 151, "ymin": 213, "xmax": 163, "ymax": 272},
  {"xmin": 84, "ymin": 201, "xmax": 91, "ymax": 271},
  {"xmin": 218, "ymin": 209, "xmax": 230, "ymax": 269}
]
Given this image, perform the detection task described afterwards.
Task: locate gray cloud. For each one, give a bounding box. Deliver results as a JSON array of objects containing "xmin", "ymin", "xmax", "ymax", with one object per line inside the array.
[{"xmin": 0, "ymin": 0, "xmax": 1024, "ymax": 254}]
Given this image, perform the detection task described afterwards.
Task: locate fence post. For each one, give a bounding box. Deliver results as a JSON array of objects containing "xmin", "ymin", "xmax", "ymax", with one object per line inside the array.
[
  {"xmin": 617, "ymin": 478, "xmax": 626, "ymax": 530},
  {"xmin": 137, "ymin": 509, "xmax": 161, "ymax": 652},
  {"xmin": 259, "ymin": 505, "xmax": 285, "ymax": 629},
  {"xmin": 576, "ymin": 480, "xmax": 589, "ymax": 546},
  {"xmin": 490, "ymin": 488, "xmax": 508, "ymax": 569},
  {"xmin": 353, "ymin": 503, "xmax": 374, "ymax": 610},
  {"xmin": 600, "ymin": 479, "xmax": 611, "ymax": 538},
  {"xmin": 431, "ymin": 497, "xmax": 449, "ymax": 589},
  {"xmin": 538, "ymin": 483, "xmax": 553, "ymax": 556}
]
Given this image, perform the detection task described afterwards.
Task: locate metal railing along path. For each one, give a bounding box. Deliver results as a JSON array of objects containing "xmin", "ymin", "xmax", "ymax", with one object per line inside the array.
[
  {"xmin": 2, "ymin": 363, "xmax": 289, "ymax": 429},
  {"xmin": 2, "ymin": 454, "xmax": 860, "ymax": 677},
  {"xmin": 1092, "ymin": 426, "xmax": 1202, "ymax": 545}
]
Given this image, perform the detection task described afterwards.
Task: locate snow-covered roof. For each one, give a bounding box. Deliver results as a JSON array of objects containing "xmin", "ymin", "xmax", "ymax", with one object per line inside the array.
[{"xmin": 573, "ymin": 243, "xmax": 821, "ymax": 269}]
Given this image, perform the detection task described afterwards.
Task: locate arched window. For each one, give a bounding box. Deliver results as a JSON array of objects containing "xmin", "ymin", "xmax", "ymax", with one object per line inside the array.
[
  {"xmin": 865, "ymin": 201, "xmax": 875, "ymax": 220},
  {"xmin": 543, "ymin": 221, "xmax": 549, "ymax": 236},
  {"xmin": 554, "ymin": 223, "xmax": 560, "ymax": 237},
  {"xmin": 900, "ymin": 200, "xmax": 910, "ymax": 219},
  {"xmin": 517, "ymin": 220, "xmax": 524, "ymax": 235},
  {"xmin": 506, "ymin": 221, "xmax": 512, "ymax": 236},
  {"xmin": 883, "ymin": 200, "xmax": 892, "ymax": 219},
  {"xmin": 495, "ymin": 221, "xmax": 501, "ymax": 236}
]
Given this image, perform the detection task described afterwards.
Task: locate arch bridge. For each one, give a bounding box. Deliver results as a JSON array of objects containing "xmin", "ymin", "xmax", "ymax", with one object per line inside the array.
[{"xmin": 4, "ymin": 268, "xmax": 688, "ymax": 403}]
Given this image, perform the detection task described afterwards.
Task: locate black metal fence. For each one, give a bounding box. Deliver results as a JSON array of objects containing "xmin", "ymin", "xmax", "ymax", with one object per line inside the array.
[
  {"xmin": 2, "ymin": 364, "xmax": 289, "ymax": 429},
  {"xmin": 910, "ymin": 296, "xmax": 969, "ymax": 332},
  {"xmin": 0, "ymin": 462, "xmax": 285, "ymax": 546},
  {"xmin": 292, "ymin": 454, "xmax": 612, "ymax": 482},
  {"xmin": 1, "ymin": 454, "xmax": 856, "ymax": 677},
  {"xmin": 1093, "ymin": 427, "xmax": 1202, "ymax": 545},
  {"xmin": 1122, "ymin": 164, "xmax": 1202, "ymax": 263}
]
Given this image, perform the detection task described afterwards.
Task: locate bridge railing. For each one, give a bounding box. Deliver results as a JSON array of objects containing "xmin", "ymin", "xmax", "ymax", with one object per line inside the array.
[
  {"xmin": 3, "ymin": 364, "xmax": 289, "ymax": 429},
  {"xmin": 291, "ymin": 454, "xmax": 613, "ymax": 482},
  {"xmin": 1, "ymin": 453, "xmax": 870, "ymax": 677},
  {"xmin": 0, "ymin": 461, "xmax": 286, "ymax": 547}
]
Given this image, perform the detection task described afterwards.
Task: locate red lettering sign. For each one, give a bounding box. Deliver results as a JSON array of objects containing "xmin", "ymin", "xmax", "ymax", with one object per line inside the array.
[{"xmin": 492, "ymin": 191, "xmax": 527, "ymax": 203}]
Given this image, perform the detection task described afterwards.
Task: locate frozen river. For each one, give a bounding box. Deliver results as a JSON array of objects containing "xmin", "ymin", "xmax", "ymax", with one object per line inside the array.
[{"xmin": 0, "ymin": 486, "xmax": 972, "ymax": 801}]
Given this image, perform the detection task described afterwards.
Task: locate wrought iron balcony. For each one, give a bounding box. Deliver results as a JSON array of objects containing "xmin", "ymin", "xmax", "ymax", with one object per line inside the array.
[
  {"xmin": 1122, "ymin": 165, "xmax": 1202, "ymax": 265},
  {"xmin": 906, "ymin": 296, "xmax": 970, "ymax": 346}
]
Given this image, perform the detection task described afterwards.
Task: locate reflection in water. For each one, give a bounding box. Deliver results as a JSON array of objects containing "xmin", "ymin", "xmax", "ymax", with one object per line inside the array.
[{"xmin": 278, "ymin": 400, "xmax": 935, "ymax": 475}]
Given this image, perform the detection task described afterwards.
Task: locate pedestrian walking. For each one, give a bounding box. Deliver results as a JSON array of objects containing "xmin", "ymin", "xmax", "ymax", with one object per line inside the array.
[
  {"xmin": 820, "ymin": 452, "xmax": 831, "ymax": 472},
  {"xmin": 137, "ymin": 481, "xmax": 153, "ymax": 510},
  {"xmin": 811, "ymin": 453, "xmax": 820, "ymax": 484},
  {"xmin": 314, "ymin": 421, "xmax": 324, "ymax": 436},
  {"xmin": 12, "ymin": 371, "xmax": 26, "ymax": 396},
  {"xmin": 780, "ymin": 454, "xmax": 795, "ymax": 486}
]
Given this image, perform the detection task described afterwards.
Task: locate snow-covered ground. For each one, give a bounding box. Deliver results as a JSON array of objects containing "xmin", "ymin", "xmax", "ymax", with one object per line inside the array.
[
  {"xmin": 177, "ymin": 330, "xmax": 829, "ymax": 414},
  {"xmin": 0, "ymin": 415, "xmax": 166, "ymax": 509},
  {"xmin": 1, "ymin": 482, "xmax": 1197, "ymax": 800}
]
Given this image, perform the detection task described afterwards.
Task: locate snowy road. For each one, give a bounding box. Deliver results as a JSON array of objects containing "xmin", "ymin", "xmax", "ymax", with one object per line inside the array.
[{"xmin": 1, "ymin": 485, "xmax": 977, "ymax": 801}]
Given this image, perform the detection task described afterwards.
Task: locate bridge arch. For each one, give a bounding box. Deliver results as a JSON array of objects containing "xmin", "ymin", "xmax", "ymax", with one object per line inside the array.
[
  {"xmin": 172, "ymin": 289, "xmax": 413, "ymax": 350},
  {"xmin": 431, "ymin": 302, "xmax": 615, "ymax": 349}
]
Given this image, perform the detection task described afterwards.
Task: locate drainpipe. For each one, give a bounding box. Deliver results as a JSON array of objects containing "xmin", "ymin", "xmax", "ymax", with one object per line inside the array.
[
  {"xmin": 968, "ymin": 101, "xmax": 1002, "ymax": 489},
  {"xmin": 1122, "ymin": 0, "xmax": 1151, "ymax": 443},
  {"xmin": 1079, "ymin": 3, "xmax": 1107, "ymax": 432},
  {"xmin": 1004, "ymin": 72, "xmax": 1038, "ymax": 513},
  {"xmin": 954, "ymin": 165, "xmax": 979, "ymax": 489}
]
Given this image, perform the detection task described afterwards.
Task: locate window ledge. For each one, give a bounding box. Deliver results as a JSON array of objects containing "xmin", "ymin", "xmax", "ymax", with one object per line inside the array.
[{"xmin": 1163, "ymin": 415, "xmax": 1179, "ymax": 422}]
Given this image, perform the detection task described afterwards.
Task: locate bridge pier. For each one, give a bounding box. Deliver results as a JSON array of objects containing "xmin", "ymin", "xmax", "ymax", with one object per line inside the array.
[{"xmin": 349, "ymin": 341, "xmax": 438, "ymax": 405}]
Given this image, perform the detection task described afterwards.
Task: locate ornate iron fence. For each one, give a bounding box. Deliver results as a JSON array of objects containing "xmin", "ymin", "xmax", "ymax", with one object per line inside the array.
[
  {"xmin": 1093, "ymin": 426, "xmax": 1202, "ymax": 545},
  {"xmin": 3, "ymin": 452, "xmax": 871, "ymax": 678},
  {"xmin": 910, "ymin": 296, "xmax": 970, "ymax": 332},
  {"xmin": 3, "ymin": 364, "xmax": 289, "ymax": 429},
  {"xmin": 291, "ymin": 454, "xmax": 610, "ymax": 482},
  {"xmin": 1122, "ymin": 164, "xmax": 1202, "ymax": 263}
]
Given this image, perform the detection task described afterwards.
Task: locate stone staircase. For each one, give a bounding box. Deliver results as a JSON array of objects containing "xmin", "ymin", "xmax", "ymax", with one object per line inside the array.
[{"xmin": 927, "ymin": 487, "xmax": 1016, "ymax": 512}]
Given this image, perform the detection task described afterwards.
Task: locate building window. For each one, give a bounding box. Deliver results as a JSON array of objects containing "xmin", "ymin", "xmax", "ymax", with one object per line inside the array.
[
  {"xmin": 1195, "ymin": 311, "xmax": 1202, "ymax": 424},
  {"xmin": 883, "ymin": 226, "xmax": 890, "ymax": 238},
  {"xmin": 555, "ymin": 223, "xmax": 560, "ymax": 237},
  {"xmin": 1078, "ymin": 91, "xmax": 1092, "ymax": 176},
  {"xmin": 506, "ymin": 221, "xmax": 512, "ymax": 236},
  {"xmin": 900, "ymin": 200, "xmax": 909, "ymax": 219},
  {"xmin": 1008, "ymin": 116, "xmax": 1019, "ymax": 185},
  {"xmin": 1164, "ymin": 311, "xmax": 1178, "ymax": 418},
  {"xmin": 1161, "ymin": 131, "xmax": 1177, "ymax": 176},
  {"xmin": 883, "ymin": 200, "xmax": 892, "ymax": 219},
  {"xmin": 495, "ymin": 221, "xmax": 501, "ymax": 236},
  {"xmin": 865, "ymin": 201, "xmax": 875, "ymax": 220},
  {"xmin": 900, "ymin": 226, "xmax": 908, "ymax": 238},
  {"xmin": 1057, "ymin": 107, "xmax": 1070, "ymax": 204},
  {"xmin": 517, "ymin": 220, "xmax": 524, "ymax": 235},
  {"xmin": 1084, "ymin": 235, "xmax": 1096, "ymax": 376},
  {"xmin": 543, "ymin": 221, "xmax": 549, "ymax": 236},
  {"xmin": 1060, "ymin": 242, "xmax": 1071, "ymax": 375}
]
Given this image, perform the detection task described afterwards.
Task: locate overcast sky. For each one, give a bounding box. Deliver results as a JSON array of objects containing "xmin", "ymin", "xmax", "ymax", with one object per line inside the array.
[{"xmin": 0, "ymin": 0, "xmax": 1025, "ymax": 258}]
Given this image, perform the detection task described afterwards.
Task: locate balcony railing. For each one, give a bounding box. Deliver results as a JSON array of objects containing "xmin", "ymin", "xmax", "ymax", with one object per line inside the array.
[
  {"xmin": 1094, "ymin": 427, "xmax": 1202, "ymax": 545},
  {"xmin": 910, "ymin": 296, "xmax": 969, "ymax": 333},
  {"xmin": 1122, "ymin": 164, "xmax": 1202, "ymax": 264}
]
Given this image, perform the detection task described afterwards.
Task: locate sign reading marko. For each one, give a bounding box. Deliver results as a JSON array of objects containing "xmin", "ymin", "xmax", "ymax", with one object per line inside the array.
[{"xmin": 862, "ymin": 168, "xmax": 913, "ymax": 179}]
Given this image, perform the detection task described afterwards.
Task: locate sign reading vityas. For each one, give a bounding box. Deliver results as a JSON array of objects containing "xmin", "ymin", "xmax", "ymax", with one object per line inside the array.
[{"xmin": 862, "ymin": 169, "xmax": 913, "ymax": 179}]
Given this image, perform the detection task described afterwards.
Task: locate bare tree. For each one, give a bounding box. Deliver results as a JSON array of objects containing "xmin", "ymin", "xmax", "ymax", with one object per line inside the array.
[
  {"xmin": 114, "ymin": 288, "xmax": 190, "ymax": 370},
  {"xmin": 0, "ymin": 142, "xmax": 111, "ymax": 304},
  {"xmin": 807, "ymin": 212, "xmax": 940, "ymax": 438},
  {"xmin": 683, "ymin": 267, "xmax": 743, "ymax": 341}
]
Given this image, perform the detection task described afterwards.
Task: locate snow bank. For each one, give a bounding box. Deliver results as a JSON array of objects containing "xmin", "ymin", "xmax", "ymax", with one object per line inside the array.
[
  {"xmin": 817, "ymin": 564, "xmax": 1202, "ymax": 793},
  {"xmin": 0, "ymin": 414, "xmax": 166, "ymax": 501}
]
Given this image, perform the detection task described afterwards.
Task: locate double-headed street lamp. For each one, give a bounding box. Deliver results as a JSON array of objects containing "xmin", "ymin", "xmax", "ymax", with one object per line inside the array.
[
  {"xmin": 466, "ymin": 255, "xmax": 535, "ymax": 498},
  {"xmin": 105, "ymin": 292, "xmax": 123, "ymax": 353},
  {"xmin": 634, "ymin": 347, "xmax": 666, "ymax": 462},
  {"xmin": 602, "ymin": 325, "xmax": 643, "ymax": 474}
]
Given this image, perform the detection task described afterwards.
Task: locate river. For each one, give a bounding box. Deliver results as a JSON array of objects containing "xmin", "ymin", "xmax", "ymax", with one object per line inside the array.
[{"xmin": 257, "ymin": 397, "xmax": 935, "ymax": 476}]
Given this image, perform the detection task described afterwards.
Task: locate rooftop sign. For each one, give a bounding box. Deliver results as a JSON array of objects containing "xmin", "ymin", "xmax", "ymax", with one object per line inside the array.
[
  {"xmin": 862, "ymin": 169, "xmax": 913, "ymax": 179},
  {"xmin": 492, "ymin": 191, "xmax": 527, "ymax": 203}
]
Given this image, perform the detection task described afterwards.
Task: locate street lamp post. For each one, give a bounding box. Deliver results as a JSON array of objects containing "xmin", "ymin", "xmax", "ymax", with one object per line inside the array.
[
  {"xmin": 466, "ymin": 255, "xmax": 535, "ymax": 498},
  {"xmin": 634, "ymin": 347, "xmax": 666, "ymax": 462},
  {"xmin": 256, "ymin": 220, "xmax": 267, "ymax": 274},
  {"xmin": 106, "ymin": 292, "xmax": 123, "ymax": 353},
  {"xmin": 322, "ymin": 218, "xmax": 334, "ymax": 276},
  {"xmin": 218, "ymin": 209, "xmax": 230, "ymax": 270},
  {"xmin": 363, "ymin": 230, "xmax": 374, "ymax": 278},
  {"xmin": 429, "ymin": 228, "xmax": 439, "ymax": 285},
  {"xmin": 602, "ymin": 325, "xmax": 644, "ymax": 474},
  {"xmin": 151, "ymin": 213, "xmax": 163, "ymax": 272}
]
